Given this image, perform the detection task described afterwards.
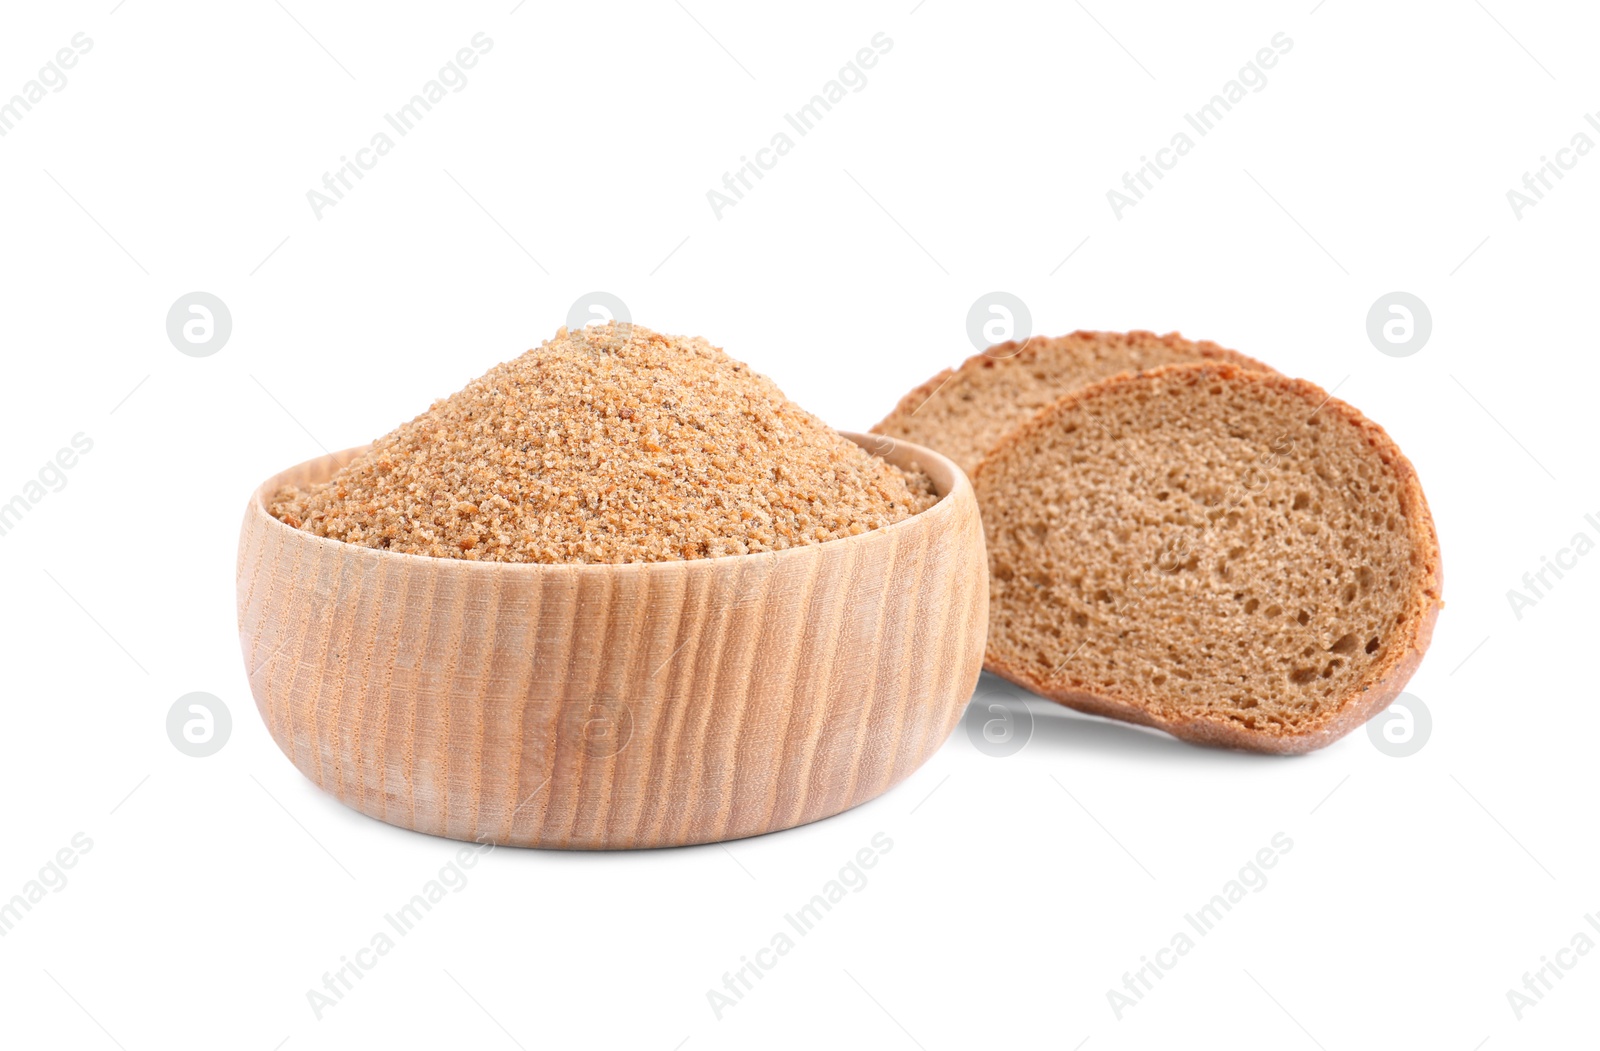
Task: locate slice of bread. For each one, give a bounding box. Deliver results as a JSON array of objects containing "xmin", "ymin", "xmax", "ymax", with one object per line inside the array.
[
  {"xmin": 975, "ymin": 363, "xmax": 1442, "ymax": 754},
  {"xmin": 871, "ymin": 330, "xmax": 1274, "ymax": 476}
]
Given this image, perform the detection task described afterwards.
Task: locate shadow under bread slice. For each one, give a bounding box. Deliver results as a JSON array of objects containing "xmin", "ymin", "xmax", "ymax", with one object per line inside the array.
[{"xmin": 973, "ymin": 362, "xmax": 1442, "ymax": 755}]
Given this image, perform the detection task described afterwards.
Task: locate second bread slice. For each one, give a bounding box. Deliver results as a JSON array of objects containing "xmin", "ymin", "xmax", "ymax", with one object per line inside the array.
[{"xmin": 871, "ymin": 330, "xmax": 1273, "ymax": 476}]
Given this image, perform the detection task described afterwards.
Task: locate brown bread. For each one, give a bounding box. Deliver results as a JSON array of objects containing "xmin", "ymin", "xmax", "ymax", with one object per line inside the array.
[
  {"xmin": 871, "ymin": 330, "xmax": 1272, "ymax": 477},
  {"xmin": 974, "ymin": 363, "xmax": 1442, "ymax": 754}
]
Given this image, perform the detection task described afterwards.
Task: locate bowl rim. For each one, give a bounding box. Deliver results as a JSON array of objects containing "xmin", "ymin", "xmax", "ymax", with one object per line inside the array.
[{"xmin": 243, "ymin": 431, "xmax": 971, "ymax": 575}]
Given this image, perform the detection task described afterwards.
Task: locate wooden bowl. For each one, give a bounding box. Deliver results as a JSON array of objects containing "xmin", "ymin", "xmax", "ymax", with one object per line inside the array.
[{"xmin": 236, "ymin": 433, "xmax": 986, "ymax": 849}]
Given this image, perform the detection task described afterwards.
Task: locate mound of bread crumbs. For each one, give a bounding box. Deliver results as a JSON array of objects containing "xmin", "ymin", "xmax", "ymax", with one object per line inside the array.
[{"xmin": 269, "ymin": 323, "xmax": 937, "ymax": 563}]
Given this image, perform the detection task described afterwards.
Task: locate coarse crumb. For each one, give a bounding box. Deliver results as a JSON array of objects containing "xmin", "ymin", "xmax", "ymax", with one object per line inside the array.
[{"xmin": 269, "ymin": 323, "xmax": 939, "ymax": 563}]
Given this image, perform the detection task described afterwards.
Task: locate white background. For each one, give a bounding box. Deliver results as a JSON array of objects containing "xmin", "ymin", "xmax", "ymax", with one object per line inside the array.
[{"xmin": 2, "ymin": 0, "xmax": 1596, "ymax": 1047}]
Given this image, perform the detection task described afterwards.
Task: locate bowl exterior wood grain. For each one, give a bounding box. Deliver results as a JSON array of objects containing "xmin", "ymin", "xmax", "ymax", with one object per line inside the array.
[{"xmin": 237, "ymin": 433, "xmax": 986, "ymax": 849}]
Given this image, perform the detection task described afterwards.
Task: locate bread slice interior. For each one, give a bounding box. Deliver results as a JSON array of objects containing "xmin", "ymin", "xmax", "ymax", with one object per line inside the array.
[{"xmin": 975, "ymin": 363, "xmax": 1441, "ymax": 753}]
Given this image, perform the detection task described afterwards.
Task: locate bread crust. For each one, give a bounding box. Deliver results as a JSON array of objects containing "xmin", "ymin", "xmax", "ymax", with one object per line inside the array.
[
  {"xmin": 976, "ymin": 362, "xmax": 1443, "ymax": 755},
  {"xmin": 870, "ymin": 330, "xmax": 1276, "ymax": 441}
]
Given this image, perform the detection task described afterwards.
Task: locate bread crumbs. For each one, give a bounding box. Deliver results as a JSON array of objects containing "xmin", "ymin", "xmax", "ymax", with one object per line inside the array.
[{"xmin": 269, "ymin": 323, "xmax": 937, "ymax": 563}]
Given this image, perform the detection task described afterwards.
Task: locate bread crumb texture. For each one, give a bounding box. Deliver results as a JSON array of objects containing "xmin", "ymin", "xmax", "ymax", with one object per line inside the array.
[
  {"xmin": 270, "ymin": 323, "xmax": 937, "ymax": 563},
  {"xmin": 977, "ymin": 363, "xmax": 1440, "ymax": 742}
]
